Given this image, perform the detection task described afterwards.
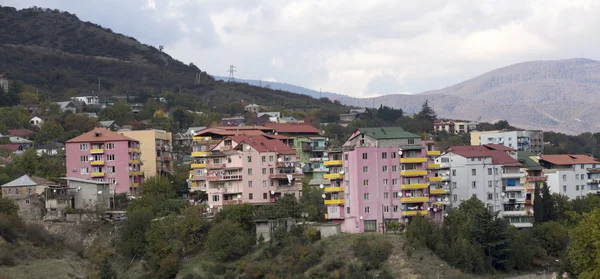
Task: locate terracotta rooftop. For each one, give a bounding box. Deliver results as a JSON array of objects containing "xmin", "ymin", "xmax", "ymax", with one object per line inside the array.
[
  {"xmin": 229, "ymin": 135, "xmax": 296, "ymax": 155},
  {"xmin": 264, "ymin": 123, "xmax": 321, "ymax": 134},
  {"xmin": 7, "ymin": 129, "xmax": 33, "ymax": 137},
  {"xmin": 482, "ymin": 144, "xmax": 516, "ymax": 152},
  {"xmin": 0, "ymin": 144, "xmax": 22, "ymax": 151},
  {"xmin": 66, "ymin": 128, "xmax": 137, "ymax": 143},
  {"xmin": 539, "ymin": 154, "xmax": 600, "ymax": 166},
  {"xmin": 448, "ymin": 145, "xmax": 522, "ymax": 166},
  {"xmin": 263, "ymin": 134, "xmax": 291, "ymax": 140},
  {"xmin": 195, "ymin": 127, "xmax": 266, "ymax": 137}
]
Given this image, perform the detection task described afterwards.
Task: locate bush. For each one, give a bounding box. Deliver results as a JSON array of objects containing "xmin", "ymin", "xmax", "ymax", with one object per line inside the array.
[
  {"xmin": 205, "ymin": 220, "xmax": 251, "ymax": 261},
  {"xmin": 0, "ymin": 250, "xmax": 15, "ymax": 266},
  {"xmin": 23, "ymin": 223, "xmax": 59, "ymax": 247},
  {"xmin": 0, "ymin": 198, "xmax": 18, "ymax": 216},
  {"xmin": 352, "ymin": 236, "xmax": 393, "ymax": 270}
]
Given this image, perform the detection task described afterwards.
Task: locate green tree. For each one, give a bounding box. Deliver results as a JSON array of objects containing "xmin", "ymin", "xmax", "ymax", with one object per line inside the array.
[
  {"xmin": 214, "ymin": 204, "xmax": 256, "ymax": 234},
  {"xmin": 118, "ymin": 207, "xmax": 153, "ymax": 257},
  {"xmin": 205, "ymin": 220, "xmax": 252, "ymax": 261},
  {"xmin": 568, "ymin": 208, "xmax": 600, "ymax": 279},
  {"xmin": 416, "ymin": 100, "xmax": 436, "ymax": 121},
  {"xmin": 0, "ymin": 197, "xmax": 18, "ymax": 216},
  {"xmin": 533, "ymin": 184, "xmax": 544, "ymax": 223},
  {"xmin": 541, "ymin": 183, "xmax": 555, "ymax": 222},
  {"xmin": 62, "ymin": 113, "xmax": 99, "ymax": 134},
  {"xmin": 18, "ymin": 91, "xmax": 39, "ymax": 107},
  {"xmin": 12, "ymin": 148, "xmax": 39, "ymax": 175},
  {"xmin": 300, "ymin": 182, "xmax": 326, "ymax": 222},
  {"xmin": 99, "ymin": 100, "xmax": 133, "ymax": 125},
  {"xmin": 535, "ymin": 221, "xmax": 568, "ymax": 257},
  {"xmin": 37, "ymin": 120, "xmax": 64, "ymax": 144},
  {"xmin": 98, "ymin": 255, "xmax": 116, "ymax": 279}
]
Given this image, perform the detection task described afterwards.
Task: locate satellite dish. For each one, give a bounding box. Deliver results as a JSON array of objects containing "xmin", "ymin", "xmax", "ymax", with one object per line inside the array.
[
  {"xmin": 433, "ymin": 208, "xmax": 438, "ymax": 212},
  {"xmin": 129, "ymin": 166, "xmax": 133, "ymax": 170},
  {"xmin": 445, "ymin": 171, "xmax": 450, "ymax": 175},
  {"xmin": 398, "ymin": 150, "xmax": 403, "ymax": 155},
  {"xmin": 89, "ymin": 156, "xmax": 94, "ymax": 161},
  {"xmin": 326, "ymin": 138, "xmax": 329, "ymax": 141},
  {"xmin": 190, "ymin": 130, "xmax": 195, "ymax": 134},
  {"xmin": 237, "ymin": 194, "xmax": 241, "ymax": 199},
  {"xmin": 246, "ymin": 145, "xmax": 251, "ymax": 150},
  {"xmin": 204, "ymin": 169, "xmax": 208, "ymax": 173},
  {"xmin": 427, "ymin": 207, "xmax": 430, "ymax": 211},
  {"xmin": 340, "ymin": 170, "xmax": 345, "ymax": 174},
  {"xmin": 404, "ymin": 218, "xmax": 409, "ymax": 222},
  {"xmin": 319, "ymin": 184, "xmax": 324, "ymax": 189},
  {"xmin": 444, "ymin": 213, "xmax": 448, "ymax": 217},
  {"xmin": 426, "ymin": 182, "xmax": 430, "ymax": 186},
  {"xmin": 277, "ymin": 158, "xmax": 282, "ymax": 162},
  {"xmin": 444, "ymin": 197, "xmax": 449, "ymax": 201},
  {"xmin": 501, "ymin": 192, "xmax": 506, "ymax": 197},
  {"xmin": 209, "ymin": 205, "xmax": 213, "ymax": 209},
  {"xmin": 359, "ymin": 216, "xmax": 363, "ymax": 220},
  {"xmin": 205, "ymin": 137, "xmax": 210, "ymax": 140},
  {"xmin": 444, "ymin": 182, "xmax": 448, "ymax": 186},
  {"xmin": 321, "ymin": 194, "xmax": 326, "ymax": 198},
  {"xmin": 270, "ymin": 190, "xmax": 275, "ymax": 195},
  {"xmin": 97, "ymin": 191, "xmax": 103, "ymax": 195}
]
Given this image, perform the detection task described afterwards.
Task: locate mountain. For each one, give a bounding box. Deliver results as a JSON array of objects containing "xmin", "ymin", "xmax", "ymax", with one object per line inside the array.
[
  {"xmin": 0, "ymin": 6, "xmax": 346, "ymax": 111},
  {"xmin": 335, "ymin": 58, "xmax": 600, "ymax": 134}
]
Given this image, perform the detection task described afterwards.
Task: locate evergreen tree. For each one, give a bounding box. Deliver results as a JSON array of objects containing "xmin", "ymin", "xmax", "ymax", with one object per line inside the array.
[
  {"xmin": 416, "ymin": 100, "xmax": 436, "ymax": 121},
  {"xmin": 533, "ymin": 184, "xmax": 544, "ymax": 223},
  {"xmin": 541, "ymin": 183, "xmax": 555, "ymax": 222},
  {"xmin": 98, "ymin": 255, "xmax": 116, "ymax": 279}
]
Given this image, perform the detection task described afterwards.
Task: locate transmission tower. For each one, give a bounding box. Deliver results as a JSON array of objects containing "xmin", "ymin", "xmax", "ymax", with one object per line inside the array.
[
  {"xmin": 227, "ymin": 65, "xmax": 237, "ymax": 82},
  {"xmin": 194, "ymin": 72, "xmax": 201, "ymax": 85}
]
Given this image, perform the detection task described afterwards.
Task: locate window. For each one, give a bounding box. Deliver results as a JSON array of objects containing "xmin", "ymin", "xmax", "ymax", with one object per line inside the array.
[
  {"xmin": 563, "ymin": 185, "xmax": 567, "ymax": 192},
  {"xmin": 364, "ymin": 193, "xmax": 370, "ymax": 200},
  {"xmin": 270, "ymin": 180, "xmax": 274, "ymax": 186},
  {"xmin": 248, "ymin": 181, "xmax": 253, "ymax": 187},
  {"xmin": 248, "ymin": 168, "xmax": 253, "ymax": 175},
  {"xmin": 329, "ymin": 207, "xmax": 338, "ymax": 214},
  {"xmin": 383, "ymin": 192, "xmax": 389, "ymax": 199},
  {"xmin": 392, "ymin": 179, "xmax": 398, "ymax": 186},
  {"xmin": 364, "ymin": 207, "xmax": 370, "ymax": 213},
  {"xmin": 106, "ymin": 143, "xmax": 115, "ymax": 150},
  {"xmin": 263, "ymin": 193, "xmax": 268, "ymax": 199},
  {"xmin": 452, "ymin": 170, "xmax": 456, "ymax": 176},
  {"xmin": 28, "ymin": 188, "xmax": 32, "ymax": 194},
  {"xmin": 80, "ymin": 156, "xmax": 88, "ymax": 162},
  {"xmin": 383, "ymin": 206, "xmax": 389, "ymax": 213},
  {"xmin": 107, "ymin": 166, "xmax": 116, "ymax": 173},
  {"xmin": 576, "ymin": 185, "xmax": 580, "ymax": 191},
  {"xmin": 488, "ymin": 181, "xmax": 492, "ymax": 187},
  {"xmin": 261, "ymin": 168, "xmax": 267, "ymax": 175},
  {"xmin": 80, "ymin": 144, "xmax": 88, "ymax": 151},
  {"xmin": 363, "ymin": 180, "xmax": 369, "ymax": 186},
  {"xmin": 487, "ymin": 193, "xmax": 493, "ymax": 200},
  {"xmin": 488, "ymin": 168, "xmax": 492, "ymax": 175},
  {"xmin": 262, "ymin": 156, "xmax": 266, "ymax": 162},
  {"xmin": 393, "ymin": 192, "xmax": 399, "ymax": 198},
  {"xmin": 212, "ymin": 195, "xmax": 220, "ymax": 202},
  {"xmin": 364, "ymin": 220, "xmax": 376, "ymax": 232},
  {"xmin": 391, "ymin": 152, "xmax": 396, "ymax": 159},
  {"xmin": 452, "ymin": 182, "xmax": 457, "ymax": 189},
  {"xmin": 15, "ymin": 189, "xmax": 19, "ymax": 194},
  {"xmin": 269, "ymin": 156, "xmax": 274, "ymax": 161},
  {"xmin": 393, "ymin": 205, "xmax": 399, "ymax": 212},
  {"xmin": 581, "ymin": 164, "xmax": 585, "ymax": 169},
  {"xmin": 249, "ymin": 193, "xmax": 253, "ymax": 200},
  {"xmin": 107, "ymin": 154, "xmax": 115, "ymax": 161},
  {"xmin": 382, "ymin": 152, "xmax": 387, "ymax": 159},
  {"xmin": 472, "ymin": 181, "xmax": 477, "ymax": 188},
  {"xmin": 362, "ymin": 153, "xmax": 368, "ymax": 160},
  {"xmin": 25, "ymin": 199, "xmax": 30, "ymax": 205},
  {"xmin": 453, "ymin": 195, "xmax": 457, "ymax": 202},
  {"xmin": 575, "ymin": 175, "xmax": 579, "ymax": 181},
  {"xmin": 562, "ymin": 175, "xmax": 567, "ymax": 182},
  {"xmin": 471, "ymin": 169, "xmax": 476, "ymax": 176},
  {"xmin": 346, "ymin": 207, "xmax": 350, "ymax": 214},
  {"xmin": 247, "ymin": 156, "xmax": 252, "ymax": 163},
  {"xmin": 262, "ymin": 180, "xmax": 267, "ymax": 187},
  {"xmin": 270, "ymin": 168, "xmax": 274, "ymax": 174},
  {"xmin": 363, "ymin": 166, "xmax": 368, "ymax": 173},
  {"xmin": 392, "ymin": 165, "xmax": 397, "ymax": 172},
  {"xmin": 345, "ymin": 154, "xmax": 349, "ymax": 160},
  {"xmin": 80, "ymin": 167, "xmax": 89, "ymax": 174},
  {"xmin": 383, "ymin": 179, "xmax": 388, "ymax": 186},
  {"xmin": 109, "ymin": 178, "xmax": 116, "ymax": 185},
  {"xmin": 382, "ymin": 166, "xmax": 388, "ymax": 172},
  {"xmin": 408, "ymin": 139, "xmax": 415, "ymax": 144}
]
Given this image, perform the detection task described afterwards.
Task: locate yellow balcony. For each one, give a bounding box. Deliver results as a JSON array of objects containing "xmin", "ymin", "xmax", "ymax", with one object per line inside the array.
[
  {"xmin": 90, "ymin": 149, "xmax": 104, "ymax": 154},
  {"xmin": 324, "ymin": 199, "xmax": 344, "ymax": 205},
  {"xmin": 130, "ymin": 183, "xmax": 140, "ymax": 187},
  {"xmin": 191, "ymin": 163, "xmax": 206, "ymax": 169},
  {"xmin": 324, "ymin": 173, "xmax": 344, "ymax": 179},
  {"xmin": 402, "ymin": 210, "xmax": 429, "ymax": 216},
  {"xmin": 128, "ymin": 148, "xmax": 141, "ymax": 153},
  {"xmin": 428, "ymin": 164, "xmax": 441, "ymax": 169},
  {"xmin": 129, "ymin": 171, "xmax": 143, "ymax": 176},
  {"xmin": 324, "ymin": 187, "xmax": 344, "ymax": 192},
  {"xmin": 91, "ymin": 172, "xmax": 104, "ymax": 178},
  {"xmin": 430, "ymin": 189, "xmax": 449, "ymax": 195},
  {"xmin": 192, "ymin": 151, "xmax": 210, "ymax": 157},
  {"xmin": 427, "ymin": 150, "xmax": 441, "ymax": 156},
  {"xmin": 128, "ymin": 159, "xmax": 141, "ymax": 165},
  {"xmin": 401, "ymin": 183, "xmax": 428, "ymax": 189},
  {"xmin": 401, "ymin": 170, "xmax": 428, "ymax": 176},
  {"xmin": 429, "ymin": 177, "xmax": 442, "ymax": 182},
  {"xmin": 401, "ymin": 197, "xmax": 429, "ymax": 203},
  {"xmin": 400, "ymin": 157, "xmax": 428, "ymax": 163},
  {"xmin": 91, "ymin": 160, "xmax": 104, "ymax": 166},
  {"xmin": 324, "ymin": 160, "xmax": 343, "ymax": 166}
]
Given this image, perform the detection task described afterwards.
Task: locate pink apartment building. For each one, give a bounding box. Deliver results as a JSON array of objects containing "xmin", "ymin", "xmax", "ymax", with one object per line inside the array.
[
  {"xmin": 324, "ymin": 127, "xmax": 440, "ymax": 233},
  {"xmin": 65, "ymin": 128, "xmax": 144, "ymax": 195}
]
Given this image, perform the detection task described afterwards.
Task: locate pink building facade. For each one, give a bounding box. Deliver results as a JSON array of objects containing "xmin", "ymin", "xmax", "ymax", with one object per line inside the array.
[{"xmin": 66, "ymin": 128, "xmax": 143, "ymax": 195}]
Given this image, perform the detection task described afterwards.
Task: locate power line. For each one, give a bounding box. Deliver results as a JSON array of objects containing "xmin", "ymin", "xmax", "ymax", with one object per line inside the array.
[{"xmin": 227, "ymin": 65, "xmax": 237, "ymax": 82}]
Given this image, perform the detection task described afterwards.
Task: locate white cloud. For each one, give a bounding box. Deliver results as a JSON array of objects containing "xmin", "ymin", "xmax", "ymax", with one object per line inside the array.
[{"xmin": 3, "ymin": 0, "xmax": 600, "ymax": 97}]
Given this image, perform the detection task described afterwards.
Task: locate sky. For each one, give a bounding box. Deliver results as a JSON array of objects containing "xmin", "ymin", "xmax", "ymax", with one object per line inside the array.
[{"xmin": 2, "ymin": 0, "xmax": 600, "ymax": 98}]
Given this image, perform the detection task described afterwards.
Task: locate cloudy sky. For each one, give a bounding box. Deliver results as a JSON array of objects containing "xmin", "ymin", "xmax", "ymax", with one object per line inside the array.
[{"xmin": 2, "ymin": 0, "xmax": 600, "ymax": 97}]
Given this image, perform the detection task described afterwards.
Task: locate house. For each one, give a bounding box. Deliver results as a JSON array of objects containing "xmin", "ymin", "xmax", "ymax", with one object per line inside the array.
[
  {"xmin": 1, "ymin": 175, "xmax": 58, "ymax": 220},
  {"xmin": 129, "ymin": 103, "xmax": 144, "ymax": 113},
  {"xmin": 99, "ymin": 120, "xmax": 120, "ymax": 131},
  {"xmin": 65, "ymin": 128, "xmax": 144, "ymax": 195},
  {"xmin": 245, "ymin": 103, "xmax": 261, "ymax": 113},
  {"xmin": 434, "ymin": 120, "xmax": 477, "ymax": 134},
  {"xmin": 278, "ymin": 116, "xmax": 298, "ymax": 124},
  {"xmin": 29, "ymin": 116, "xmax": 45, "ymax": 127},
  {"xmin": 119, "ymin": 129, "xmax": 174, "ymax": 177},
  {"xmin": 43, "ymin": 185, "xmax": 71, "ymax": 220},
  {"xmin": 78, "ymin": 112, "xmax": 98, "ymax": 118},
  {"xmin": 219, "ymin": 116, "xmax": 245, "ymax": 126},
  {"xmin": 471, "ymin": 130, "xmax": 544, "ymax": 154},
  {"xmin": 55, "ymin": 101, "xmax": 79, "ymax": 113},
  {"xmin": 539, "ymin": 154, "xmax": 600, "ymax": 200},
  {"xmin": 0, "ymin": 73, "xmax": 8, "ymax": 93},
  {"xmin": 339, "ymin": 112, "xmax": 359, "ymax": 122},
  {"xmin": 36, "ymin": 142, "xmax": 64, "ymax": 156},
  {"xmin": 9, "ymin": 137, "xmax": 33, "ymax": 149},
  {"xmin": 257, "ymin": 112, "xmax": 281, "ymax": 119},
  {"xmin": 0, "ymin": 144, "xmax": 24, "ymax": 155},
  {"xmin": 62, "ymin": 177, "xmax": 112, "ymax": 210},
  {"xmin": 8, "ymin": 129, "xmax": 34, "ymax": 139},
  {"xmin": 72, "ymin": 93, "xmax": 99, "ymax": 105}
]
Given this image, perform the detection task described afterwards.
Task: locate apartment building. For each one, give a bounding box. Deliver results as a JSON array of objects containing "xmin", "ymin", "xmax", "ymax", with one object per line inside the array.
[
  {"xmin": 324, "ymin": 127, "xmax": 437, "ymax": 233},
  {"xmin": 65, "ymin": 128, "xmax": 143, "ymax": 195},
  {"xmin": 539, "ymin": 154, "xmax": 600, "ymax": 199},
  {"xmin": 470, "ymin": 130, "xmax": 544, "ymax": 154},
  {"xmin": 433, "ymin": 120, "xmax": 478, "ymax": 134},
  {"xmin": 119, "ymin": 129, "xmax": 173, "ymax": 177}
]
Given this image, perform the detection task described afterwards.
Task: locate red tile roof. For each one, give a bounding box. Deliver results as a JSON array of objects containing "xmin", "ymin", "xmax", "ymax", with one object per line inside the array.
[
  {"xmin": 67, "ymin": 128, "xmax": 137, "ymax": 143},
  {"xmin": 196, "ymin": 128, "xmax": 266, "ymax": 137},
  {"xmin": 448, "ymin": 146, "xmax": 521, "ymax": 166},
  {"xmin": 263, "ymin": 134, "xmax": 291, "ymax": 140},
  {"xmin": 228, "ymin": 135, "xmax": 295, "ymax": 154},
  {"xmin": 263, "ymin": 123, "xmax": 320, "ymax": 134},
  {"xmin": 482, "ymin": 144, "xmax": 516, "ymax": 152},
  {"xmin": 8, "ymin": 129, "xmax": 33, "ymax": 137},
  {"xmin": 0, "ymin": 144, "xmax": 21, "ymax": 152},
  {"xmin": 539, "ymin": 154, "xmax": 600, "ymax": 166}
]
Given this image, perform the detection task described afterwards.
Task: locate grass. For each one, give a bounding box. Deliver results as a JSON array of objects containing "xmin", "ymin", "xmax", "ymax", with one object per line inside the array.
[{"xmin": 0, "ymin": 258, "xmax": 88, "ymax": 279}]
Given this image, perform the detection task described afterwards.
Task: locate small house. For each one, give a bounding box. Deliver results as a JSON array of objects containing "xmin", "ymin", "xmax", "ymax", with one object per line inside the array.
[{"xmin": 1, "ymin": 175, "xmax": 58, "ymax": 220}]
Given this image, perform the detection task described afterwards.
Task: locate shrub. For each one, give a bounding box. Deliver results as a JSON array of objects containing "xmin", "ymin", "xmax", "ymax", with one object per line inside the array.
[
  {"xmin": 352, "ymin": 236, "xmax": 393, "ymax": 270},
  {"xmin": 205, "ymin": 220, "xmax": 251, "ymax": 261},
  {"xmin": 0, "ymin": 250, "xmax": 15, "ymax": 266},
  {"xmin": 0, "ymin": 198, "xmax": 18, "ymax": 216},
  {"xmin": 155, "ymin": 253, "xmax": 179, "ymax": 279}
]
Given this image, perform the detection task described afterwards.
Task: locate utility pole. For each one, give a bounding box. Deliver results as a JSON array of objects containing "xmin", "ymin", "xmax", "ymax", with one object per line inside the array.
[{"xmin": 227, "ymin": 65, "xmax": 237, "ymax": 82}]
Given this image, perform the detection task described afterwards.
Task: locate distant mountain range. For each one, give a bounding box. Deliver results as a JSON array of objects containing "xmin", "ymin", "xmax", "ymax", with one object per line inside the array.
[
  {"xmin": 218, "ymin": 58, "xmax": 600, "ymax": 135},
  {"xmin": 212, "ymin": 76, "xmax": 346, "ymax": 100}
]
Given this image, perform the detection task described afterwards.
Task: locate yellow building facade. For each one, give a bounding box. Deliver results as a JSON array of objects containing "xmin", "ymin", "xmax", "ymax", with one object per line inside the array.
[{"xmin": 119, "ymin": 129, "xmax": 173, "ymax": 177}]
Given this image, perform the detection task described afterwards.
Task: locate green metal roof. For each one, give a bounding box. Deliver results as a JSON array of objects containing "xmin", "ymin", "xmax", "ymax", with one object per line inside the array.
[
  {"xmin": 517, "ymin": 152, "xmax": 543, "ymax": 170},
  {"xmin": 400, "ymin": 145, "xmax": 424, "ymax": 151},
  {"xmin": 358, "ymin": 127, "xmax": 420, "ymax": 140}
]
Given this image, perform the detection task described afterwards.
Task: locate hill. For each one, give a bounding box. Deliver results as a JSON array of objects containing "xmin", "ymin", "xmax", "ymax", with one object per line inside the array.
[
  {"xmin": 0, "ymin": 6, "xmax": 347, "ymax": 111},
  {"xmin": 336, "ymin": 58, "xmax": 600, "ymax": 134}
]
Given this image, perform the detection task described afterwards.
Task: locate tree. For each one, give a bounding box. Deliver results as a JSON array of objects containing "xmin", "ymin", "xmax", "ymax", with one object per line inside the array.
[
  {"xmin": 541, "ymin": 183, "xmax": 555, "ymax": 222},
  {"xmin": 214, "ymin": 204, "xmax": 256, "ymax": 234},
  {"xmin": 0, "ymin": 198, "xmax": 18, "ymax": 216},
  {"xmin": 533, "ymin": 184, "xmax": 544, "ymax": 223},
  {"xmin": 18, "ymin": 91, "xmax": 39, "ymax": 107},
  {"xmin": 37, "ymin": 120, "xmax": 64, "ymax": 144},
  {"xmin": 12, "ymin": 148, "xmax": 39, "ymax": 175},
  {"xmin": 416, "ymin": 100, "xmax": 436, "ymax": 121},
  {"xmin": 300, "ymin": 182, "xmax": 326, "ymax": 222},
  {"xmin": 568, "ymin": 208, "xmax": 600, "ymax": 279},
  {"xmin": 98, "ymin": 255, "xmax": 116, "ymax": 279},
  {"xmin": 535, "ymin": 221, "xmax": 568, "ymax": 257},
  {"xmin": 205, "ymin": 220, "xmax": 252, "ymax": 261},
  {"xmin": 99, "ymin": 100, "xmax": 133, "ymax": 125},
  {"xmin": 62, "ymin": 113, "xmax": 99, "ymax": 134},
  {"xmin": 118, "ymin": 207, "xmax": 153, "ymax": 257}
]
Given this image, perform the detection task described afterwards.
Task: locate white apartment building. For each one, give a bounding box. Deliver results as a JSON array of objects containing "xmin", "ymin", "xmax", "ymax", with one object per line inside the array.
[
  {"xmin": 433, "ymin": 120, "xmax": 478, "ymax": 134},
  {"xmin": 470, "ymin": 130, "xmax": 544, "ymax": 154},
  {"xmin": 539, "ymin": 154, "xmax": 600, "ymax": 200}
]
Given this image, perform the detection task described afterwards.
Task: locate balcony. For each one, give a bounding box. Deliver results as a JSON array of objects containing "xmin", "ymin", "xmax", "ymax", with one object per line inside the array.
[
  {"xmin": 400, "ymin": 157, "xmax": 428, "ymax": 163},
  {"xmin": 324, "ymin": 199, "xmax": 344, "ymax": 205},
  {"xmin": 206, "ymin": 163, "xmax": 226, "ymax": 169},
  {"xmin": 91, "ymin": 172, "xmax": 104, "ymax": 178},
  {"xmin": 427, "ymin": 150, "xmax": 441, "ymax": 156},
  {"xmin": 402, "ymin": 210, "xmax": 429, "ymax": 216},
  {"xmin": 193, "ymin": 137, "xmax": 222, "ymax": 145},
  {"xmin": 129, "ymin": 171, "xmax": 143, "ymax": 176},
  {"xmin": 206, "ymin": 174, "xmax": 243, "ymax": 181},
  {"xmin": 276, "ymin": 184, "xmax": 302, "ymax": 192},
  {"xmin": 128, "ymin": 159, "xmax": 141, "ymax": 165},
  {"xmin": 302, "ymin": 145, "xmax": 327, "ymax": 152},
  {"xmin": 502, "ymin": 172, "xmax": 525, "ymax": 179},
  {"xmin": 429, "ymin": 177, "xmax": 442, "ymax": 182},
  {"xmin": 276, "ymin": 161, "xmax": 300, "ymax": 168},
  {"xmin": 511, "ymin": 222, "xmax": 533, "ymax": 228},
  {"xmin": 192, "ymin": 151, "xmax": 210, "ymax": 157},
  {"xmin": 440, "ymin": 162, "xmax": 451, "ymax": 169},
  {"xmin": 303, "ymin": 166, "xmax": 329, "ymax": 173},
  {"xmin": 309, "ymin": 157, "xmax": 328, "ymax": 162},
  {"xmin": 428, "ymin": 164, "xmax": 441, "ymax": 169},
  {"xmin": 504, "ymin": 185, "xmax": 526, "ymax": 192},
  {"xmin": 430, "ymin": 189, "xmax": 450, "ymax": 195},
  {"xmin": 157, "ymin": 156, "xmax": 172, "ymax": 161},
  {"xmin": 191, "ymin": 163, "xmax": 206, "ymax": 169},
  {"xmin": 90, "ymin": 149, "xmax": 104, "ymax": 154},
  {"xmin": 91, "ymin": 160, "xmax": 104, "ymax": 166},
  {"xmin": 269, "ymin": 173, "xmax": 304, "ymax": 179},
  {"xmin": 441, "ymin": 175, "xmax": 450, "ymax": 181},
  {"xmin": 401, "ymin": 170, "xmax": 428, "ymax": 176},
  {"xmin": 526, "ymin": 176, "xmax": 547, "ymax": 182},
  {"xmin": 325, "ymin": 208, "xmax": 345, "ymax": 219},
  {"xmin": 324, "ymin": 187, "xmax": 344, "ymax": 192},
  {"xmin": 324, "ymin": 173, "xmax": 344, "ymax": 179},
  {"xmin": 129, "ymin": 183, "xmax": 140, "ymax": 187},
  {"xmin": 401, "ymin": 183, "xmax": 427, "ymax": 189},
  {"xmin": 223, "ymin": 200, "xmax": 241, "ymax": 205},
  {"xmin": 324, "ymin": 160, "xmax": 343, "ymax": 166},
  {"xmin": 401, "ymin": 196, "xmax": 429, "ymax": 203},
  {"xmin": 502, "ymin": 210, "xmax": 528, "ymax": 216},
  {"xmin": 128, "ymin": 148, "xmax": 141, "ymax": 153}
]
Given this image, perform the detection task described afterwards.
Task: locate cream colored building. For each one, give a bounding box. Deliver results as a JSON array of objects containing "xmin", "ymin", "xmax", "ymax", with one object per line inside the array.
[{"xmin": 119, "ymin": 129, "xmax": 173, "ymax": 177}]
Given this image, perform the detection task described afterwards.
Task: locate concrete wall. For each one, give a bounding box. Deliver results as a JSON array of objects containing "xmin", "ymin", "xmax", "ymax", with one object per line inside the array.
[{"xmin": 69, "ymin": 180, "xmax": 111, "ymax": 210}]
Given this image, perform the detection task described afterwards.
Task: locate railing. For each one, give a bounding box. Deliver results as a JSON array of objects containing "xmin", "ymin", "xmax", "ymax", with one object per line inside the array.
[
  {"xmin": 324, "ymin": 173, "xmax": 344, "ymax": 179},
  {"xmin": 428, "ymin": 164, "xmax": 441, "ymax": 169},
  {"xmin": 191, "ymin": 151, "xmax": 210, "ymax": 157},
  {"xmin": 129, "ymin": 183, "xmax": 140, "ymax": 187},
  {"xmin": 206, "ymin": 163, "xmax": 226, "ymax": 169},
  {"xmin": 191, "ymin": 163, "xmax": 206, "ymax": 169},
  {"xmin": 90, "ymin": 149, "xmax": 104, "ymax": 154},
  {"xmin": 128, "ymin": 159, "xmax": 141, "ymax": 165},
  {"xmin": 401, "ymin": 170, "xmax": 428, "ymax": 176},
  {"xmin": 303, "ymin": 145, "xmax": 327, "ymax": 152},
  {"xmin": 276, "ymin": 161, "xmax": 300, "ymax": 167},
  {"xmin": 402, "ymin": 210, "xmax": 428, "ymax": 216},
  {"xmin": 427, "ymin": 150, "xmax": 441, "ymax": 156},
  {"xmin": 401, "ymin": 184, "xmax": 427, "ymax": 189},
  {"xmin": 269, "ymin": 173, "xmax": 304, "ymax": 179},
  {"xmin": 128, "ymin": 148, "xmax": 141, "ymax": 153},
  {"xmin": 400, "ymin": 157, "xmax": 428, "ymax": 163},
  {"xmin": 325, "ymin": 207, "xmax": 344, "ymax": 219},
  {"xmin": 276, "ymin": 184, "xmax": 302, "ymax": 192},
  {"xmin": 223, "ymin": 200, "xmax": 240, "ymax": 205},
  {"xmin": 206, "ymin": 174, "xmax": 243, "ymax": 181},
  {"xmin": 91, "ymin": 172, "xmax": 104, "ymax": 177},
  {"xmin": 428, "ymin": 177, "xmax": 442, "ymax": 182},
  {"xmin": 401, "ymin": 196, "xmax": 429, "ymax": 203},
  {"xmin": 309, "ymin": 157, "xmax": 328, "ymax": 162},
  {"xmin": 193, "ymin": 137, "xmax": 222, "ymax": 145},
  {"xmin": 91, "ymin": 160, "xmax": 104, "ymax": 166},
  {"xmin": 324, "ymin": 187, "xmax": 344, "ymax": 192},
  {"xmin": 324, "ymin": 160, "xmax": 343, "ymax": 166},
  {"xmin": 324, "ymin": 199, "xmax": 344, "ymax": 205},
  {"xmin": 526, "ymin": 176, "xmax": 547, "ymax": 182},
  {"xmin": 430, "ymin": 189, "xmax": 449, "ymax": 195},
  {"xmin": 129, "ymin": 171, "xmax": 143, "ymax": 176}
]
